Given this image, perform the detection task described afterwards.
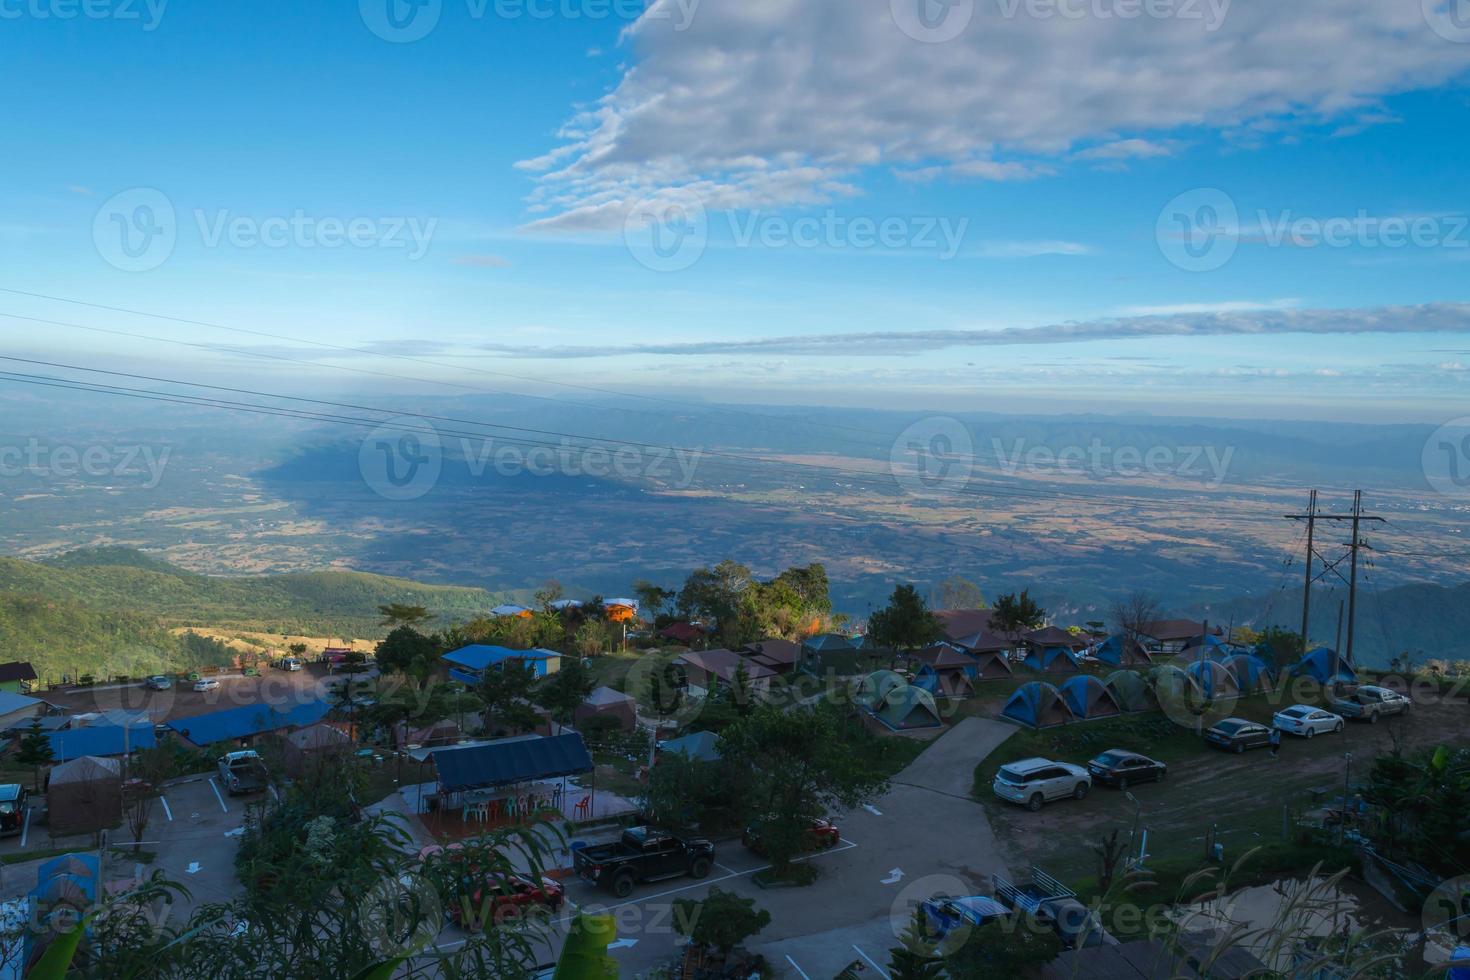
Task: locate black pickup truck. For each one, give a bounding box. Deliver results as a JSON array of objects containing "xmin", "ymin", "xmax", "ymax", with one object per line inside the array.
[{"xmin": 573, "ymin": 826, "xmax": 714, "ymax": 898}]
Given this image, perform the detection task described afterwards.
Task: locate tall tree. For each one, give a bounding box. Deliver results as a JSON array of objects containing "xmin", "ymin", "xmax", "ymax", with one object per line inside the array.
[
  {"xmin": 377, "ymin": 604, "xmax": 431, "ymax": 630},
  {"xmin": 719, "ymin": 702, "xmax": 889, "ymax": 876},
  {"xmin": 632, "ymin": 580, "xmax": 676, "ymax": 621},
  {"xmin": 990, "ymin": 590, "xmax": 1046, "ymax": 644},
  {"xmin": 373, "ymin": 625, "xmax": 443, "ymax": 678},
  {"xmin": 476, "ymin": 664, "xmax": 543, "ymax": 737},
  {"xmin": 887, "ymin": 906, "xmax": 945, "ymax": 980},
  {"xmin": 536, "ymin": 658, "xmax": 596, "ymax": 732},
  {"xmin": 16, "ymin": 717, "xmax": 53, "ymax": 791},
  {"xmin": 671, "ymin": 888, "xmax": 771, "ymax": 959},
  {"xmin": 533, "ymin": 579, "xmax": 565, "ymax": 612},
  {"xmin": 934, "ymin": 575, "xmax": 987, "ymax": 611},
  {"xmin": 1111, "ymin": 590, "xmax": 1161, "ymax": 646},
  {"xmin": 868, "ymin": 584, "xmax": 944, "ymax": 665}
]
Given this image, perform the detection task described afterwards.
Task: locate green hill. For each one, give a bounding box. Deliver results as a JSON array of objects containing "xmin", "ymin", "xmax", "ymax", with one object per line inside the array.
[{"xmin": 0, "ymin": 548, "xmax": 500, "ymax": 683}]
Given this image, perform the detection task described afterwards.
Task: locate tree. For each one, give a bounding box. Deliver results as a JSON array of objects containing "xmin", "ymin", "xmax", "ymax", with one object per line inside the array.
[
  {"xmin": 536, "ymin": 658, "xmax": 596, "ymax": 732},
  {"xmin": 632, "ymin": 580, "xmax": 676, "ymax": 621},
  {"xmin": 1111, "ymin": 590, "xmax": 1161, "ymax": 646},
  {"xmin": 934, "ymin": 575, "xmax": 986, "ymax": 611},
  {"xmin": 477, "ymin": 665, "xmax": 544, "ymax": 737},
  {"xmin": 990, "ymin": 590, "xmax": 1046, "ymax": 644},
  {"xmin": 377, "ymin": 604, "xmax": 431, "ymax": 630},
  {"xmin": 947, "ymin": 918, "xmax": 1063, "ymax": 978},
  {"xmin": 373, "ymin": 625, "xmax": 443, "ymax": 678},
  {"xmin": 533, "ymin": 579, "xmax": 565, "ymax": 612},
  {"xmin": 671, "ymin": 887, "xmax": 771, "ymax": 958},
  {"xmin": 16, "ymin": 717, "xmax": 53, "ymax": 791},
  {"xmin": 124, "ymin": 745, "xmax": 171, "ymax": 853},
  {"xmin": 868, "ymin": 584, "xmax": 944, "ymax": 666},
  {"xmin": 1256, "ymin": 626, "xmax": 1305, "ymax": 672},
  {"xmin": 888, "ymin": 906, "xmax": 945, "ymax": 980},
  {"xmin": 1094, "ymin": 827, "xmax": 1127, "ymax": 894},
  {"xmin": 633, "ymin": 657, "xmax": 686, "ymax": 728},
  {"xmin": 718, "ymin": 702, "xmax": 890, "ymax": 876},
  {"xmin": 642, "ymin": 750, "xmax": 729, "ymax": 830}
]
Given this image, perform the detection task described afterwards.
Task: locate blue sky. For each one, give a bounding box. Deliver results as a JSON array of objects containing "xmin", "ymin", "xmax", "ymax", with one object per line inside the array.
[{"xmin": 3, "ymin": 0, "xmax": 1470, "ymax": 421}]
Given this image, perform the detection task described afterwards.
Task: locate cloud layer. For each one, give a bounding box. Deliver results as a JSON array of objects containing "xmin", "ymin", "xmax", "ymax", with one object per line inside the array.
[
  {"xmin": 473, "ymin": 303, "xmax": 1470, "ymax": 358},
  {"xmin": 519, "ymin": 0, "xmax": 1470, "ymax": 230}
]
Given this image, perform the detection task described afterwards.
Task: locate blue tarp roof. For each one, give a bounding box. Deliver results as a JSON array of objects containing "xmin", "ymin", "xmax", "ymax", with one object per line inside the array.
[
  {"xmin": 47, "ymin": 723, "xmax": 155, "ymax": 761},
  {"xmin": 659, "ymin": 729, "xmax": 722, "ymax": 762},
  {"xmin": 432, "ymin": 732, "xmax": 592, "ymax": 792},
  {"xmin": 802, "ymin": 633, "xmax": 856, "ymax": 653},
  {"xmin": 1294, "ymin": 647, "xmax": 1358, "ymax": 684},
  {"xmin": 168, "ymin": 700, "xmax": 330, "ymax": 745},
  {"xmin": 443, "ymin": 645, "xmax": 558, "ymax": 672}
]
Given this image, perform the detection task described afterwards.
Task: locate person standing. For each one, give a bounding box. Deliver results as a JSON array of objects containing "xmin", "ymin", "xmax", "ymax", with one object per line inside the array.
[{"xmin": 1269, "ymin": 726, "xmax": 1282, "ymax": 760}]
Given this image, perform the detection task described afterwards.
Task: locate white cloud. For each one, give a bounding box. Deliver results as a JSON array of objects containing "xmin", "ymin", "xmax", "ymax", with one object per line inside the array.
[
  {"xmin": 519, "ymin": 0, "xmax": 1470, "ymax": 230},
  {"xmin": 1116, "ymin": 299, "xmax": 1300, "ymax": 316},
  {"xmin": 977, "ymin": 240, "xmax": 1094, "ymax": 258}
]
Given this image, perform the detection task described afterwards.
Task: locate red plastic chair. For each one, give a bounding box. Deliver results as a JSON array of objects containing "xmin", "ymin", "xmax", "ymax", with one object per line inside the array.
[{"xmin": 573, "ymin": 795, "xmax": 591, "ymax": 820}]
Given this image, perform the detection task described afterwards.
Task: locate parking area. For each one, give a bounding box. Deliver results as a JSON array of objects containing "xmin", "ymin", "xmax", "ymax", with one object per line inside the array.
[{"xmin": 38, "ymin": 666, "xmax": 342, "ymax": 726}]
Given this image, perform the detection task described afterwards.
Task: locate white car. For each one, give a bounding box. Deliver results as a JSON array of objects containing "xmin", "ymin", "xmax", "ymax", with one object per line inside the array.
[
  {"xmin": 1272, "ymin": 704, "xmax": 1344, "ymax": 739},
  {"xmin": 145, "ymin": 675, "xmax": 173, "ymax": 691},
  {"xmin": 278, "ymin": 657, "xmax": 303, "ymax": 672},
  {"xmin": 993, "ymin": 757, "xmax": 1091, "ymax": 811},
  {"xmin": 193, "ymin": 677, "xmax": 221, "ymax": 693}
]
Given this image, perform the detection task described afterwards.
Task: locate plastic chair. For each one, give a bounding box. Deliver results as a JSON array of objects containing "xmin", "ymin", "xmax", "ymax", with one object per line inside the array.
[{"xmin": 573, "ymin": 796, "xmax": 590, "ymax": 820}]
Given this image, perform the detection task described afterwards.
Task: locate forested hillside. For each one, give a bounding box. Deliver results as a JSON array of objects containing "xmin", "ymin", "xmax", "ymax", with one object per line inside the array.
[{"xmin": 0, "ymin": 548, "xmax": 500, "ymax": 682}]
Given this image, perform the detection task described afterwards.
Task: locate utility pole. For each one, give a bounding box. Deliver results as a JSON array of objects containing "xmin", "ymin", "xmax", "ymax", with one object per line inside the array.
[{"xmin": 1286, "ymin": 490, "xmax": 1383, "ymax": 667}]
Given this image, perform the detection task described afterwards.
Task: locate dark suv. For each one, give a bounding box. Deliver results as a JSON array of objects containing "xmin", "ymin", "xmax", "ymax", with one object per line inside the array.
[{"xmin": 0, "ymin": 784, "xmax": 29, "ymax": 837}]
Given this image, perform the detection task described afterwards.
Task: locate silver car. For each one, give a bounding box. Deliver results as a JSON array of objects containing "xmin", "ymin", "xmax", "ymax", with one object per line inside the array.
[{"xmin": 993, "ymin": 757, "xmax": 1091, "ymax": 812}]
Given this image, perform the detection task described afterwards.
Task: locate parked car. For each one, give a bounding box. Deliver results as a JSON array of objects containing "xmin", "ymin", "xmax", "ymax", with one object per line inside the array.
[
  {"xmin": 1086, "ymin": 749, "xmax": 1167, "ymax": 789},
  {"xmin": 145, "ymin": 675, "xmax": 173, "ymax": 691},
  {"xmin": 1273, "ymin": 705, "xmax": 1345, "ymax": 738},
  {"xmin": 0, "ymin": 784, "xmax": 28, "ymax": 837},
  {"xmin": 992, "ymin": 757, "xmax": 1090, "ymax": 812},
  {"xmin": 218, "ymin": 750, "xmax": 268, "ymax": 795},
  {"xmin": 1204, "ymin": 717, "xmax": 1273, "ymax": 753},
  {"xmin": 1332, "ymin": 686, "xmax": 1411, "ymax": 724},
  {"xmin": 193, "ymin": 677, "xmax": 221, "ymax": 692},
  {"xmin": 573, "ymin": 826, "xmax": 714, "ymax": 898},
  {"xmin": 277, "ymin": 657, "xmax": 304, "ymax": 672},
  {"xmin": 448, "ymin": 872, "xmax": 565, "ymax": 928},
  {"xmin": 742, "ymin": 816, "xmax": 840, "ymax": 855}
]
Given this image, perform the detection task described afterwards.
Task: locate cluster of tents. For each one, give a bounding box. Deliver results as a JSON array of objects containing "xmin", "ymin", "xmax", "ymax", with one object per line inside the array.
[{"xmin": 1001, "ymin": 646, "xmax": 1359, "ymax": 730}]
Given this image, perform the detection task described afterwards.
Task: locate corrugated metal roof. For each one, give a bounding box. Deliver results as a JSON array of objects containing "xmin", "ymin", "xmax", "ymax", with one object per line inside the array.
[
  {"xmin": 0, "ymin": 691, "xmax": 43, "ymax": 717},
  {"xmin": 47, "ymin": 723, "xmax": 155, "ymax": 761},
  {"xmin": 443, "ymin": 645, "xmax": 558, "ymax": 672},
  {"xmin": 431, "ymin": 732, "xmax": 592, "ymax": 792},
  {"xmin": 167, "ymin": 700, "xmax": 330, "ymax": 745}
]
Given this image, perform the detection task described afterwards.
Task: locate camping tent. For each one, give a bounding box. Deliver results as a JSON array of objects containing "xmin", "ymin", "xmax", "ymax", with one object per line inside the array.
[
  {"xmin": 1180, "ymin": 634, "xmax": 1230, "ymax": 657},
  {"xmin": 1222, "ymin": 654, "xmax": 1273, "ymax": 693},
  {"xmin": 874, "ymin": 685, "xmax": 943, "ymax": 731},
  {"xmin": 1001, "ymin": 682, "xmax": 1073, "ymax": 729},
  {"xmin": 1092, "ymin": 635, "xmax": 1152, "ymax": 667},
  {"xmin": 1185, "ymin": 660, "xmax": 1240, "ymax": 701},
  {"xmin": 971, "ymin": 651, "xmax": 1014, "ymax": 680},
  {"xmin": 1293, "ymin": 648, "xmax": 1358, "ymax": 685},
  {"xmin": 1103, "ymin": 670, "xmax": 1153, "ymax": 712},
  {"xmin": 1022, "ymin": 645, "xmax": 1082, "ymax": 674},
  {"xmin": 855, "ymin": 670, "xmax": 907, "ymax": 711},
  {"xmin": 1151, "ymin": 665, "xmax": 1205, "ymax": 709},
  {"xmin": 1059, "ymin": 675, "xmax": 1122, "ymax": 719},
  {"xmin": 46, "ymin": 756, "xmax": 122, "ymax": 837}
]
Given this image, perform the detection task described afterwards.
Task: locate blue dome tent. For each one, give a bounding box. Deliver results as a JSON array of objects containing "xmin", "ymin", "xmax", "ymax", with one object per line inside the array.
[
  {"xmin": 1292, "ymin": 647, "xmax": 1358, "ymax": 685},
  {"xmin": 1186, "ymin": 660, "xmax": 1240, "ymax": 701},
  {"xmin": 1059, "ymin": 675, "xmax": 1122, "ymax": 719},
  {"xmin": 1103, "ymin": 670, "xmax": 1153, "ymax": 712},
  {"xmin": 1001, "ymin": 682, "xmax": 1074, "ymax": 729},
  {"xmin": 1222, "ymin": 653, "xmax": 1274, "ymax": 692}
]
